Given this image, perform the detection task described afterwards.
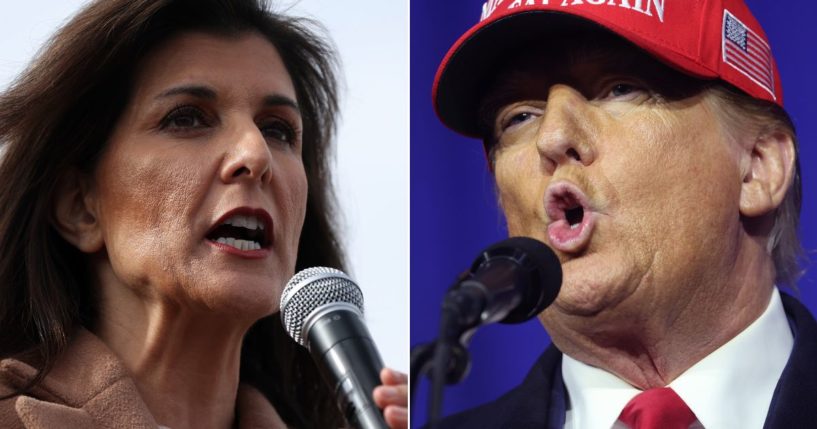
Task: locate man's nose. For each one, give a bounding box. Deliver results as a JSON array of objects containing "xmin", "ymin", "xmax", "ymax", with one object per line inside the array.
[
  {"xmin": 219, "ymin": 120, "xmax": 272, "ymax": 185},
  {"xmin": 535, "ymin": 84, "xmax": 597, "ymax": 174}
]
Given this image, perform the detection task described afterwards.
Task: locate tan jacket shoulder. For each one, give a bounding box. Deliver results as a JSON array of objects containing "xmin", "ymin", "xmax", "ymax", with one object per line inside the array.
[
  {"xmin": 0, "ymin": 329, "xmax": 157, "ymax": 428},
  {"xmin": 0, "ymin": 329, "xmax": 289, "ymax": 428}
]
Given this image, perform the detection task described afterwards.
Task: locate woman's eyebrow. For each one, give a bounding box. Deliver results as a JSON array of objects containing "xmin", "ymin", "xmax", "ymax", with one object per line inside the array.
[
  {"xmin": 263, "ymin": 94, "xmax": 300, "ymax": 113},
  {"xmin": 154, "ymin": 86, "xmax": 299, "ymax": 113},
  {"xmin": 156, "ymin": 84, "xmax": 217, "ymax": 100}
]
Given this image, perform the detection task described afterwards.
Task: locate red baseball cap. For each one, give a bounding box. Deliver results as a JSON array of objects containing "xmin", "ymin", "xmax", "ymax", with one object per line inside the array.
[{"xmin": 433, "ymin": 0, "xmax": 783, "ymax": 137}]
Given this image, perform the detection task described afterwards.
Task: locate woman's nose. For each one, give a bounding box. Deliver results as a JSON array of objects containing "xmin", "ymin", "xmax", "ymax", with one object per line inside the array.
[
  {"xmin": 535, "ymin": 84, "xmax": 597, "ymax": 174},
  {"xmin": 219, "ymin": 121, "xmax": 272, "ymax": 185}
]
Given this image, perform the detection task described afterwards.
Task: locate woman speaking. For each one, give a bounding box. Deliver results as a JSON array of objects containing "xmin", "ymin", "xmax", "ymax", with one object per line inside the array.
[{"xmin": 0, "ymin": 0, "xmax": 406, "ymax": 427}]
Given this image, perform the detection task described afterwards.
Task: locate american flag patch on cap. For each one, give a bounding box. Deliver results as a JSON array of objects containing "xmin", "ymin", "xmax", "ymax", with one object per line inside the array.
[{"xmin": 722, "ymin": 10, "xmax": 775, "ymax": 99}]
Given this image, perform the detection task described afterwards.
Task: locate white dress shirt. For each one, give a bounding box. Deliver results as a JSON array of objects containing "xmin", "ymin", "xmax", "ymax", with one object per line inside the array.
[{"xmin": 562, "ymin": 288, "xmax": 793, "ymax": 429}]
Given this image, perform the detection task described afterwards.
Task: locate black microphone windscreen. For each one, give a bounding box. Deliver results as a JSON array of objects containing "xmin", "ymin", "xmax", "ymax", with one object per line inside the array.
[{"xmin": 470, "ymin": 236, "xmax": 562, "ymax": 324}]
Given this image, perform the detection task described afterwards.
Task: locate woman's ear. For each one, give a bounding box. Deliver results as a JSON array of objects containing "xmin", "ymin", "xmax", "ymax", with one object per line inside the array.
[
  {"xmin": 52, "ymin": 169, "xmax": 104, "ymax": 253},
  {"xmin": 739, "ymin": 129, "xmax": 796, "ymax": 218}
]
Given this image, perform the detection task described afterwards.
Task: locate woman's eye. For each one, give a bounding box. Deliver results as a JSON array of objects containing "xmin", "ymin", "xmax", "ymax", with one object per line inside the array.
[
  {"xmin": 260, "ymin": 119, "xmax": 298, "ymax": 145},
  {"xmin": 161, "ymin": 106, "xmax": 208, "ymax": 130}
]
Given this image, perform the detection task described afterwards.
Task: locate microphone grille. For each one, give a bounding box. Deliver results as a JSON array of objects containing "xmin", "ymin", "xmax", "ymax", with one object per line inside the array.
[{"xmin": 280, "ymin": 266, "xmax": 364, "ymax": 346}]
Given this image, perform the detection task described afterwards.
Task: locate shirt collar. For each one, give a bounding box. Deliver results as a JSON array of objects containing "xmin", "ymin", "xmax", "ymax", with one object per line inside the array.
[{"xmin": 562, "ymin": 288, "xmax": 793, "ymax": 429}]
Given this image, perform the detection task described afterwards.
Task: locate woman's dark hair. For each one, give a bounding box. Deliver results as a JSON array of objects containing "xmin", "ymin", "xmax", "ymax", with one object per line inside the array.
[{"xmin": 0, "ymin": 0, "xmax": 345, "ymax": 426}]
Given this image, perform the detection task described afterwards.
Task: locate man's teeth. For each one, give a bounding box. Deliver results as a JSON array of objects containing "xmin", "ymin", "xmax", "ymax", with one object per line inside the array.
[
  {"xmin": 221, "ymin": 214, "xmax": 264, "ymax": 230},
  {"xmin": 216, "ymin": 237, "xmax": 262, "ymax": 251}
]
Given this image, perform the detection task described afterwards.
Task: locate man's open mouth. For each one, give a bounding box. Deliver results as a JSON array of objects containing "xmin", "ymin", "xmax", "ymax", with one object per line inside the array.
[
  {"xmin": 565, "ymin": 204, "xmax": 584, "ymax": 228},
  {"xmin": 544, "ymin": 181, "xmax": 596, "ymax": 254}
]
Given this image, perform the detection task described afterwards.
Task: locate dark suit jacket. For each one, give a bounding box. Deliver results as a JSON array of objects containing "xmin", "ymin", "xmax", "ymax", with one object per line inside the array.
[{"xmin": 435, "ymin": 293, "xmax": 817, "ymax": 429}]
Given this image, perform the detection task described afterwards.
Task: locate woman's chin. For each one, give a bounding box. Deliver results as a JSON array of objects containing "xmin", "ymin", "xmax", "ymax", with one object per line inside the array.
[{"xmin": 182, "ymin": 277, "xmax": 282, "ymax": 321}]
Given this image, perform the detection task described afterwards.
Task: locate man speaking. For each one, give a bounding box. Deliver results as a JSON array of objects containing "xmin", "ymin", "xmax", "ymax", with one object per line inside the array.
[{"xmin": 417, "ymin": 0, "xmax": 814, "ymax": 427}]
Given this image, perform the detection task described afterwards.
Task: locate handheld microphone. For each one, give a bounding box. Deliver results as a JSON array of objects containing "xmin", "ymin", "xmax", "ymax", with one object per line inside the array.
[{"xmin": 280, "ymin": 267, "xmax": 388, "ymax": 429}]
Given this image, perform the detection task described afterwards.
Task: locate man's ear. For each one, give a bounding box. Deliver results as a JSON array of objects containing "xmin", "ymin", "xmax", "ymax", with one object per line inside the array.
[
  {"xmin": 52, "ymin": 170, "xmax": 104, "ymax": 253},
  {"xmin": 739, "ymin": 129, "xmax": 796, "ymax": 218}
]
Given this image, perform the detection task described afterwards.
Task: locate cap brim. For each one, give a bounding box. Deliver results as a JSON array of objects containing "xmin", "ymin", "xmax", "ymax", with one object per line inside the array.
[{"xmin": 433, "ymin": 11, "xmax": 716, "ymax": 138}]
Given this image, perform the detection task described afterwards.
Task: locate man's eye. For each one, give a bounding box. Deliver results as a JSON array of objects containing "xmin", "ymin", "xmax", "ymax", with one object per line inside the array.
[
  {"xmin": 602, "ymin": 83, "xmax": 645, "ymax": 101},
  {"xmin": 506, "ymin": 112, "xmax": 533, "ymax": 128},
  {"xmin": 612, "ymin": 84, "xmax": 635, "ymax": 96},
  {"xmin": 499, "ymin": 109, "xmax": 539, "ymax": 133}
]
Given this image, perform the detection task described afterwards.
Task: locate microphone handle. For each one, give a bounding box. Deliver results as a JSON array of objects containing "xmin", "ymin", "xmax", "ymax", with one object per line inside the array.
[{"xmin": 307, "ymin": 307, "xmax": 389, "ymax": 429}]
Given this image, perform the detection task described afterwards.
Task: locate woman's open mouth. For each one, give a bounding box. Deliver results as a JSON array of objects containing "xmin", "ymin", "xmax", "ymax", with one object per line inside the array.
[
  {"xmin": 544, "ymin": 181, "xmax": 596, "ymax": 254},
  {"xmin": 206, "ymin": 209, "xmax": 273, "ymax": 256}
]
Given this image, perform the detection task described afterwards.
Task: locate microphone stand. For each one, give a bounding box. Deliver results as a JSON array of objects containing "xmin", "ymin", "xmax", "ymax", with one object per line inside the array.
[
  {"xmin": 411, "ymin": 282, "xmax": 486, "ymax": 428},
  {"xmin": 409, "ymin": 342, "xmax": 435, "ymax": 404},
  {"xmin": 410, "ymin": 340, "xmax": 471, "ymax": 428},
  {"xmin": 411, "ymin": 237, "xmax": 562, "ymax": 427}
]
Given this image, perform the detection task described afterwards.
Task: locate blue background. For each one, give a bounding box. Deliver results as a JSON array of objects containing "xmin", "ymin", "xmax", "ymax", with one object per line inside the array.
[{"xmin": 410, "ymin": 1, "xmax": 817, "ymax": 427}]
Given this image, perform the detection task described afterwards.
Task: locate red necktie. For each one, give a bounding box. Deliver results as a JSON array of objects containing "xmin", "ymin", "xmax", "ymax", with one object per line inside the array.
[{"xmin": 618, "ymin": 387, "xmax": 697, "ymax": 429}]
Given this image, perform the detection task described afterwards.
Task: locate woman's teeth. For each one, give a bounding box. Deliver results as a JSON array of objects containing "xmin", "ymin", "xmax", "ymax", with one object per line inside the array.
[
  {"xmin": 208, "ymin": 213, "xmax": 267, "ymax": 251},
  {"xmin": 215, "ymin": 237, "xmax": 262, "ymax": 251},
  {"xmin": 222, "ymin": 214, "xmax": 264, "ymax": 230}
]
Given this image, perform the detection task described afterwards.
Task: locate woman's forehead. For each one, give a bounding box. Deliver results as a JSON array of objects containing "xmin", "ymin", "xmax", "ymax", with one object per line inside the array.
[{"xmin": 131, "ymin": 31, "xmax": 297, "ymax": 103}]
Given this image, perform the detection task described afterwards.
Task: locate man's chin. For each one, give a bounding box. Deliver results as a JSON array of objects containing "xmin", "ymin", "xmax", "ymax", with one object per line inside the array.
[
  {"xmin": 542, "ymin": 274, "xmax": 636, "ymax": 320},
  {"xmin": 548, "ymin": 292, "xmax": 611, "ymax": 318}
]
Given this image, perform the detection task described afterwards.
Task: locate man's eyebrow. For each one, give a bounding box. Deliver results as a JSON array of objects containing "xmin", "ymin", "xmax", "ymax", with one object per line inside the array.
[
  {"xmin": 156, "ymin": 85, "xmax": 217, "ymax": 100},
  {"xmin": 263, "ymin": 94, "xmax": 300, "ymax": 113}
]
